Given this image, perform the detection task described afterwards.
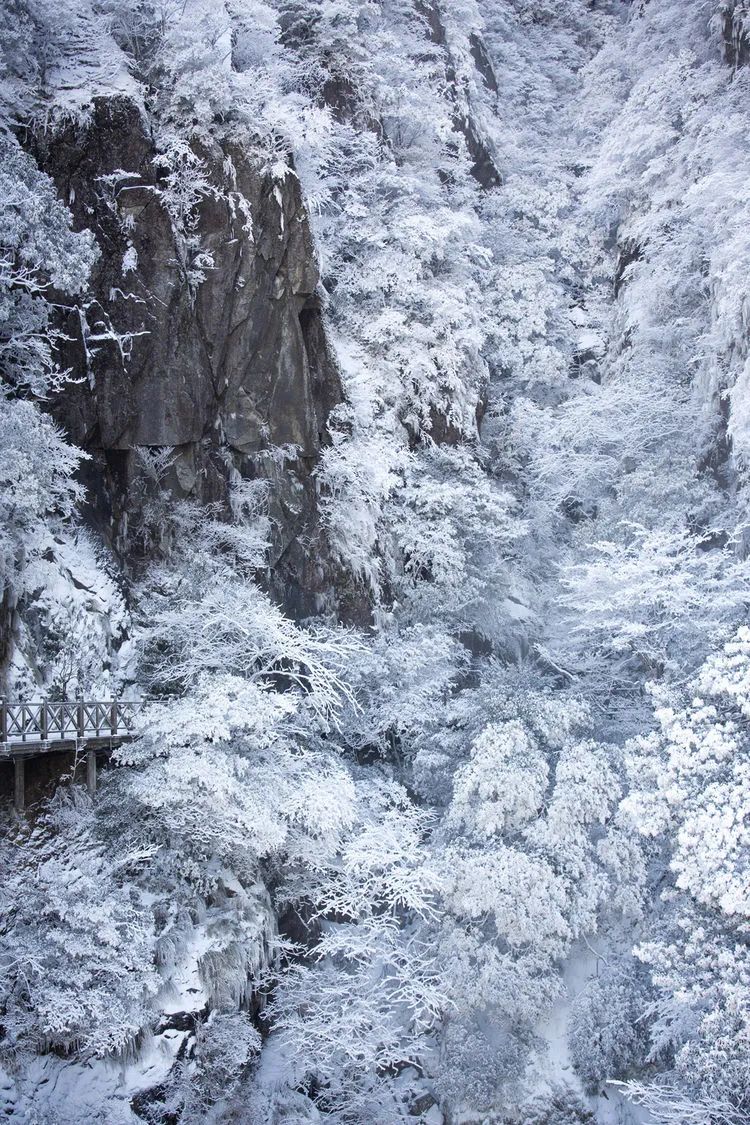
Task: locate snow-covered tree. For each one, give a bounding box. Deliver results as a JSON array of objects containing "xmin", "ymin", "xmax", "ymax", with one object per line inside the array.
[{"xmin": 621, "ymin": 626, "xmax": 750, "ymax": 1121}]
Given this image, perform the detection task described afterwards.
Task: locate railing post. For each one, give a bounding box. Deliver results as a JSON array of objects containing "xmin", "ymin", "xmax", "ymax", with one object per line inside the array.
[
  {"xmin": 111, "ymin": 699, "xmax": 118, "ymax": 737},
  {"xmin": 14, "ymin": 757, "xmax": 24, "ymax": 813},
  {"xmin": 77, "ymin": 696, "xmax": 85, "ymax": 740},
  {"xmin": 0, "ymin": 701, "xmax": 6, "ymax": 750},
  {"xmin": 40, "ymin": 700, "xmax": 48, "ymax": 742}
]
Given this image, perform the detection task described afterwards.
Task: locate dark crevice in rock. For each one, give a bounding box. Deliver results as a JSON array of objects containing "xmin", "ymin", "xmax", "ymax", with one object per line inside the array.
[
  {"xmin": 613, "ymin": 239, "xmax": 644, "ymax": 297},
  {"xmin": 470, "ymin": 32, "xmax": 499, "ymax": 93}
]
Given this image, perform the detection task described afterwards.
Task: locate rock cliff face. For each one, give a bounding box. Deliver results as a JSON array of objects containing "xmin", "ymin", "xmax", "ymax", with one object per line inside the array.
[
  {"xmin": 720, "ymin": 0, "xmax": 750, "ymax": 68},
  {"xmin": 416, "ymin": 0, "xmax": 501, "ymax": 190},
  {"xmin": 27, "ymin": 97, "xmax": 344, "ymax": 618}
]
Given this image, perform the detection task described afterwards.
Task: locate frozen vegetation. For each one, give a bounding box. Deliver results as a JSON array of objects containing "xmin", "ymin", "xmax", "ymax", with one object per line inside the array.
[{"xmin": 1, "ymin": 1, "xmax": 750, "ymax": 1122}]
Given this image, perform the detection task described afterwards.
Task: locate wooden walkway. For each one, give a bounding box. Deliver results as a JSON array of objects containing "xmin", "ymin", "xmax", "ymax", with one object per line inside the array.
[{"xmin": 0, "ymin": 700, "xmax": 142, "ymax": 811}]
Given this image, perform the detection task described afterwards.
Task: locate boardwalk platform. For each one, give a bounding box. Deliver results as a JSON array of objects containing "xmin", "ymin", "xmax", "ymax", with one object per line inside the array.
[{"xmin": 0, "ymin": 701, "xmax": 142, "ymax": 811}]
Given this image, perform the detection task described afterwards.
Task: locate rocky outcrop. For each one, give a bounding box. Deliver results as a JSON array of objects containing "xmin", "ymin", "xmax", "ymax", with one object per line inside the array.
[
  {"xmin": 719, "ymin": 1, "xmax": 750, "ymax": 69},
  {"xmin": 416, "ymin": 0, "xmax": 501, "ymax": 189},
  {"xmin": 26, "ymin": 97, "xmax": 345, "ymax": 618}
]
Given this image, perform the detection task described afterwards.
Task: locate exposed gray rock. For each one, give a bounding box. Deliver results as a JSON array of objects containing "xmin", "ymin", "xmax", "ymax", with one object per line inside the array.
[
  {"xmin": 26, "ymin": 97, "xmax": 356, "ymax": 619},
  {"xmin": 719, "ymin": 1, "xmax": 750, "ymax": 69}
]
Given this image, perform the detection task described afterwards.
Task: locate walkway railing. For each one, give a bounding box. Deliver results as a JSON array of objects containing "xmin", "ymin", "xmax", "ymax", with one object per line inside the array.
[
  {"xmin": 1, "ymin": 700, "xmax": 144, "ymax": 812},
  {"xmin": 0, "ymin": 700, "xmax": 143, "ymax": 751}
]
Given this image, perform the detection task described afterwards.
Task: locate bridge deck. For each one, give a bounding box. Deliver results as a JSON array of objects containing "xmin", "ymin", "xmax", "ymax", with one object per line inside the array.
[{"xmin": 3, "ymin": 734, "xmax": 133, "ymax": 759}]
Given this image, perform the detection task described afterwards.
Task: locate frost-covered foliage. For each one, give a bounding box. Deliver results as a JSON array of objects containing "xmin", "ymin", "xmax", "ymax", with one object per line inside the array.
[
  {"xmin": 0, "ymin": 134, "xmax": 96, "ymax": 393},
  {"xmin": 508, "ymin": 0, "xmax": 750, "ymax": 700},
  {"xmin": 0, "ymin": 0, "xmax": 135, "ymax": 122},
  {"xmin": 0, "ymin": 397, "xmax": 83, "ymax": 606},
  {"xmin": 568, "ymin": 963, "xmax": 651, "ymax": 1093},
  {"xmin": 428, "ymin": 687, "xmax": 640, "ymax": 1120},
  {"xmin": 619, "ymin": 627, "xmax": 750, "ymax": 1121},
  {"xmin": 257, "ymin": 780, "xmax": 444, "ymax": 1122},
  {"xmin": 4, "ymin": 0, "xmax": 750, "ymax": 1122},
  {"xmin": 0, "ymin": 790, "xmax": 159, "ymax": 1061},
  {"xmin": 0, "ymin": 131, "xmax": 127, "ymax": 695}
]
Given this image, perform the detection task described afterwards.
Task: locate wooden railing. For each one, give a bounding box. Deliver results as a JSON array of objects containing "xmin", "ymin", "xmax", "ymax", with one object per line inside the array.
[
  {"xmin": 0, "ymin": 700, "xmax": 142, "ymax": 751},
  {"xmin": 1, "ymin": 700, "xmax": 145, "ymax": 812}
]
